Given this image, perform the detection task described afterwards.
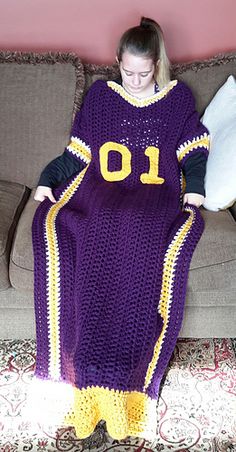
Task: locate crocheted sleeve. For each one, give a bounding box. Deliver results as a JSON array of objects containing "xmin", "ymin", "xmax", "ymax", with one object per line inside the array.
[
  {"xmin": 64, "ymin": 84, "xmax": 95, "ymax": 167},
  {"xmin": 176, "ymin": 83, "xmax": 210, "ymax": 169}
]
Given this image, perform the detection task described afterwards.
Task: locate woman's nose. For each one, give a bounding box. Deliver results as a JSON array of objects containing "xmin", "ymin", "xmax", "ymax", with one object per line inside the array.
[{"xmin": 132, "ymin": 74, "xmax": 141, "ymax": 86}]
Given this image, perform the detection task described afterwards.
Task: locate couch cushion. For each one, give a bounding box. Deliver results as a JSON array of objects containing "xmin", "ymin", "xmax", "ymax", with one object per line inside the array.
[
  {"xmin": 0, "ymin": 53, "xmax": 85, "ymax": 188},
  {"xmin": 0, "ymin": 180, "xmax": 28, "ymax": 290},
  {"xmin": 188, "ymin": 260, "xmax": 236, "ymax": 296},
  {"xmin": 9, "ymin": 190, "xmax": 37, "ymax": 291},
  {"xmin": 190, "ymin": 208, "xmax": 236, "ymax": 269},
  {"xmin": 84, "ymin": 62, "xmax": 120, "ymax": 94},
  {"xmin": 172, "ymin": 52, "xmax": 236, "ymax": 116}
]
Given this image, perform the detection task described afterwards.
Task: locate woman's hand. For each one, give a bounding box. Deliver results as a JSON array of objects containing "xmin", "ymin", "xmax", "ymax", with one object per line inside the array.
[
  {"xmin": 34, "ymin": 186, "xmax": 56, "ymax": 203},
  {"xmin": 183, "ymin": 192, "xmax": 205, "ymax": 208}
]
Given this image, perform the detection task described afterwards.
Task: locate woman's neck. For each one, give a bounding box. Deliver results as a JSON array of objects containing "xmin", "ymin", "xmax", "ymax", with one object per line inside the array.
[
  {"xmin": 122, "ymin": 80, "xmax": 159, "ymax": 99},
  {"xmin": 114, "ymin": 77, "xmax": 159, "ymax": 98}
]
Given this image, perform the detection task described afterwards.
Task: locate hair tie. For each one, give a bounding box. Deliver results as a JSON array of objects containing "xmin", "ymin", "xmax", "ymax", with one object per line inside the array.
[
  {"xmin": 140, "ymin": 21, "xmax": 151, "ymax": 30},
  {"xmin": 140, "ymin": 17, "xmax": 152, "ymax": 29}
]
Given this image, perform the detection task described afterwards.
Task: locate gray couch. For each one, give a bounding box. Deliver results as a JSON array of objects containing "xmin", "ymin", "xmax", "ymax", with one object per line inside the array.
[{"xmin": 0, "ymin": 51, "xmax": 235, "ymax": 339}]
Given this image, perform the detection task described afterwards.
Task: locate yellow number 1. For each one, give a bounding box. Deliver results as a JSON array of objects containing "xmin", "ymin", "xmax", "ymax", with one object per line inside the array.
[{"xmin": 140, "ymin": 146, "xmax": 165, "ymax": 184}]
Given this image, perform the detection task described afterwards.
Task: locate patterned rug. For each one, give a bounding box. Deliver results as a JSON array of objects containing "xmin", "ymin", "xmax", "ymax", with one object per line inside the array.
[{"xmin": 0, "ymin": 338, "xmax": 235, "ymax": 452}]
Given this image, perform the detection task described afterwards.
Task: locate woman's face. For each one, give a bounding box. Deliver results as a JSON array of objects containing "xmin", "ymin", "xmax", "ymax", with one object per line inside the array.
[{"xmin": 118, "ymin": 50, "xmax": 156, "ymax": 97}]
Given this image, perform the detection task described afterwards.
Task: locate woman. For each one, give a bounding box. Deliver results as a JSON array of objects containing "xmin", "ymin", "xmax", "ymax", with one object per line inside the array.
[{"xmin": 32, "ymin": 17, "xmax": 209, "ymax": 441}]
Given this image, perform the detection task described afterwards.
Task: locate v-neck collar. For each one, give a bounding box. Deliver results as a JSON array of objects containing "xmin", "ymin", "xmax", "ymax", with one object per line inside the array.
[{"xmin": 106, "ymin": 79, "xmax": 178, "ymax": 108}]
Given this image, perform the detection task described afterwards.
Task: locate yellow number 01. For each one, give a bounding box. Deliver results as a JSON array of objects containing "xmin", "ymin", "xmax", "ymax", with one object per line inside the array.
[{"xmin": 99, "ymin": 141, "xmax": 165, "ymax": 184}]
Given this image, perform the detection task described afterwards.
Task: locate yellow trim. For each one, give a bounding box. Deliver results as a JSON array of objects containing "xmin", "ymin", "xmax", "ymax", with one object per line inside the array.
[
  {"xmin": 180, "ymin": 169, "xmax": 186, "ymax": 201},
  {"xmin": 143, "ymin": 205, "xmax": 196, "ymax": 390},
  {"xmin": 45, "ymin": 165, "xmax": 89, "ymax": 379},
  {"xmin": 107, "ymin": 80, "xmax": 178, "ymax": 108},
  {"xmin": 177, "ymin": 133, "xmax": 210, "ymax": 162},
  {"xmin": 67, "ymin": 136, "xmax": 92, "ymax": 164},
  {"xmin": 181, "ymin": 170, "xmax": 186, "ymax": 194},
  {"xmin": 63, "ymin": 385, "xmax": 157, "ymax": 441}
]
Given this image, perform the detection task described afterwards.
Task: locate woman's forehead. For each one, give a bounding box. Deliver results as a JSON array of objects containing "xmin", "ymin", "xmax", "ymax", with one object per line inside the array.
[{"xmin": 120, "ymin": 51, "xmax": 154, "ymax": 71}]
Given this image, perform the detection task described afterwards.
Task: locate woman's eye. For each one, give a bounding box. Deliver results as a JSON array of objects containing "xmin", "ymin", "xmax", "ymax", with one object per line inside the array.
[{"xmin": 124, "ymin": 72, "xmax": 149, "ymax": 77}]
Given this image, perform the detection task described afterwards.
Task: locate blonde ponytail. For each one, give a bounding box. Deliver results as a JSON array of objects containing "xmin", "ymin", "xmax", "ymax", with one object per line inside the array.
[{"xmin": 140, "ymin": 17, "xmax": 171, "ymax": 89}]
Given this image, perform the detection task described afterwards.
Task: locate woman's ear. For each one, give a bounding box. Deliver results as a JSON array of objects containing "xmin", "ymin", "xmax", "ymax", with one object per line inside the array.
[{"xmin": 115, "ymin": 56, "xmax": 119, "ymax": 64}]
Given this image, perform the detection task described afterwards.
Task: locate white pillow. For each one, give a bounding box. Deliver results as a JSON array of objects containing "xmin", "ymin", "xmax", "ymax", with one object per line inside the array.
[{"xmin": 201, "ymin": 74, "xmax": 236, "ymax": 211}]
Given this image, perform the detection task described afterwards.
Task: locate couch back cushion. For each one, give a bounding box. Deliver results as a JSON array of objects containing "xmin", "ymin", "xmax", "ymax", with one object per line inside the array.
[
  {"xmin": 0, "ymin": 54, "xmax": 85, "ymax": 188},
  {"xmin": 172, "ymin": 53, "xmax": 236, "ymax": 116}
]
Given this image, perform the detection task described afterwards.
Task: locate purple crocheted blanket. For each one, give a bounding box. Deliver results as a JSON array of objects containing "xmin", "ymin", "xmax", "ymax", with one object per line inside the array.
[{"xmin": 31, "ymin": 79, "xmax": 209, "ymax": 440}]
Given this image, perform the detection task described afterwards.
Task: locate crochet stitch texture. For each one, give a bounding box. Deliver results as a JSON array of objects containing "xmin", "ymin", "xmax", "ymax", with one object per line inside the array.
[{"xmin": 32, "ymin": 79, "xmax": 210, "ymax": 440}]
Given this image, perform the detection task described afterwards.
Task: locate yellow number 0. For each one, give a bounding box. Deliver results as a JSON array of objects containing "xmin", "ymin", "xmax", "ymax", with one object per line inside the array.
[
  {"xmin": 99, "ymin": 141, "xmax": 165, "ymax": 184},
  {"xmin": 99, "ymin": 142, "xmax": 131, "ymax": 181}
]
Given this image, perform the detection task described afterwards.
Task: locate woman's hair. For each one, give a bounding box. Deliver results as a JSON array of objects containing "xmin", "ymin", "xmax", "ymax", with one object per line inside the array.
[{"xmin": 116, "ymin": 17, "xmax": 170, "ymax": 89}]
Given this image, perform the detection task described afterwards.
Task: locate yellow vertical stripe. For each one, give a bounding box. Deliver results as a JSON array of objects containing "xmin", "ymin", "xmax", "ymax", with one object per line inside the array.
[
  {"xmin": 143, "ymin": 205, "xmax": 195, "ymax": 390},
  {"xmin": 45, "ymin": 166, "xmax": 89, "ymax": 379}
]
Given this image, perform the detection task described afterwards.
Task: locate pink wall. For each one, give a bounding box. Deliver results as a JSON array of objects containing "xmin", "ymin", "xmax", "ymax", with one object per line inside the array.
[{"xmin": 0, "ymin": 0, "xmax": 235, "ymax": 64}]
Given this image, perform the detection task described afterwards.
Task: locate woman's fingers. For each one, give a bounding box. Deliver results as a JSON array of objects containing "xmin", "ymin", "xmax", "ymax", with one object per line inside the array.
[{"xmin": 34, "ymin": 186, "xmax": 56, "ymax": 203}]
